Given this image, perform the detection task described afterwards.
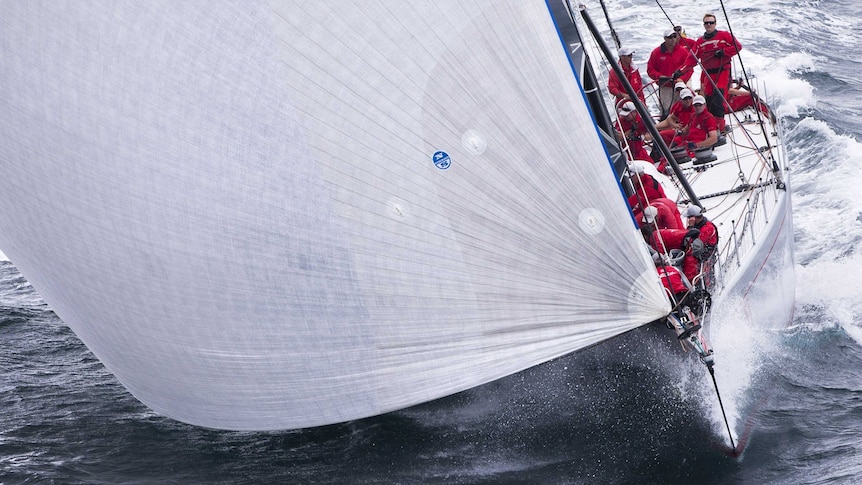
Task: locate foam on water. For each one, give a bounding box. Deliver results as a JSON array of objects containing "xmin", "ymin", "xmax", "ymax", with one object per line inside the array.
[{"xmin": 795, "ymin": 255, "xmax": 862, "ymax": 345}]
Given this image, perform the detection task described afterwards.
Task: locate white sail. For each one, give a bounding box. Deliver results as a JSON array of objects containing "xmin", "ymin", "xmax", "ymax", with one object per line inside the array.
[{"xmin": 0, "ymin": 1, "xmax": 669, "ymax": 430}]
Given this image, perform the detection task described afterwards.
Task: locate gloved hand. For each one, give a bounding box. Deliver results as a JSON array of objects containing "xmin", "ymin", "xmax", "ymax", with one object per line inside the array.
[
  {"xmin": 689, "ymin": 238, "xmax": 706, "ymax": 260},
  {"xmin": 672, "ymin": 69, "xmax": 683, "ymax": 79},
  {"xmin": 686, "ymin": 228, "xmax": 701, "ymax": 239},
  {"xmin": 714, "ymin": 49, "xmax": 724, "ymax": 58},
  {"xmin": 687, "ymin": 142, "xmax": 696, "ymax": 150}
]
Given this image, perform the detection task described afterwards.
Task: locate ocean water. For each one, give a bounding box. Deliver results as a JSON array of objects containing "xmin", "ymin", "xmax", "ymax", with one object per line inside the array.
[{"xmin": 3, "ymin": 1, "xmax": 862, "ymax": 483}]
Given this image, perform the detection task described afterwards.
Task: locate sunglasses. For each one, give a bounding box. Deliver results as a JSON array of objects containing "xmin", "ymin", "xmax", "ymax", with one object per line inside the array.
[{"xmin": 704, "ymin": 21, "xmax": 716, "ymax": 25}]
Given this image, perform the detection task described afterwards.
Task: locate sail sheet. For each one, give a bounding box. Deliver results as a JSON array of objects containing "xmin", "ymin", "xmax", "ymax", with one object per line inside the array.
[{"xmin": 0, "ymin": 1, "xmax": 669, "ymax": 430}]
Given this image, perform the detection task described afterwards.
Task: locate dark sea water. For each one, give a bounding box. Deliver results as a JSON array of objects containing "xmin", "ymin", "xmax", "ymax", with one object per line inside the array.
[{"xmin": 3, "ymin": 2, "xmax": 862, "ymax": 484}]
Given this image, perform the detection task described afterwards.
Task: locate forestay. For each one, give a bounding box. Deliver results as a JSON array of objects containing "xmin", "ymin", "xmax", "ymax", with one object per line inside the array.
[{"xmin": 0, "ymin": 1, "xmax": 669, "ymax": 430}]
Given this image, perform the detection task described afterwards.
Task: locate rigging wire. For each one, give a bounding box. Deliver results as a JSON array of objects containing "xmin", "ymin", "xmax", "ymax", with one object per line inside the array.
[{"xmin": 597, "ymin": 0, "xmax": 621, "ymax": 49}]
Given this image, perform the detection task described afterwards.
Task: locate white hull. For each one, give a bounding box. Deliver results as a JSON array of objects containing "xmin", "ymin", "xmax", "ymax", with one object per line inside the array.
[{"xmin": 686, "ymin": 110, "xmax": 796, "ymax": 329}]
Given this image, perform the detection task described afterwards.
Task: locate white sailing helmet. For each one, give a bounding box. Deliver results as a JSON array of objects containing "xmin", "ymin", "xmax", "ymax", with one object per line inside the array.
[{"xmin": 642, "ymin": 206, "xmax": 658, "ymax": 223}]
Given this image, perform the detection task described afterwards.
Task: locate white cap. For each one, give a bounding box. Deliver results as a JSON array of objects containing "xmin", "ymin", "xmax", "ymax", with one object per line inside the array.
[
  {"xmin": 618, "ymin": 46, "xmax": 635, "ymax": 57},
  {"xmin": 618, "ymin": 101, "xmax": 636, "ymax": 115},
  {"xmin": 683, "ymin": 205, "xmax": 703, "ymax": 217},
  {"xmin": 679, "ymin": 88, "xmax": 693, "ymax": 99},
  {"xmin": 692, "ymin": 95, "xmax": 706, "ymax": 105},
  {"xmin": 674, "ymin": 81, "xmax": 687, "ymax": 90},
  {"xmin": 629, "ymin": 162, "xmax": 646, "ymax": 174}
]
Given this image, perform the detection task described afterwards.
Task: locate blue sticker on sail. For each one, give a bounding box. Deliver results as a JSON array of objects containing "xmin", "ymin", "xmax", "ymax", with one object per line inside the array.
[{"xmin": 432, "ymin": 151, "xmax": 451, "ymax": 170}]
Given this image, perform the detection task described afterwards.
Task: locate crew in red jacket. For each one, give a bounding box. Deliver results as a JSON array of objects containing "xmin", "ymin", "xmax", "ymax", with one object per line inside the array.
[
  {"xmin": 607, "ymin": 47, "xmax": 646, "ymax": 104},
  {"xmin": 726, "ymin": 80, "xmax": 776, "ymax": 123},
  {"xmin": 671, "ymin": 95, "xmax": 719, "ymax": 150},
  {"xmin": 641, "ymin": 198, "xmax": 685, "ymax": 230},
  {"xmin": 615, "ymin": 101, "xmax": 652, "ymax": 162},
  {"xmin": 658, "ymin": 88, "xmax": 695, "ymax": 145},
  {"xmin": 627, "ymin": 163, "xmax": 667, "ymax": 209},
  {"xmin": 643, "ymin": 223, "xmax": 703, "ymax": 283},
  {"xmin": 645, "ymin": 227, "xmax": 688, "ymax": 253},
  {"xmin": 695, "ymin": 13, "xmax": 742, "ymax": 128},
  {"xmin": 683, "ymin": 205, "xmax": 718, "ymax": 255},
  {"xmin": 654, "ymin": 254, "xmax": 693, "ymax": 307},
  {"xmin": 647, "ymin": 29, "xmax": 697, "ymax": 118},
  {"xmin": 669, "ymin": 89, "xmax": 697, "ymax": 127}
]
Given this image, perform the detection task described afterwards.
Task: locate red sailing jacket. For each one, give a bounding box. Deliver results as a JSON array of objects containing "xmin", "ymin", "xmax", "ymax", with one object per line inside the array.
[
  {"xmin": 651, "ymin": 198, "xmax": 685, "ymax": 229},
  {"xmin": 691, "ymin": 217, "xmax": 718, "ymax": 248},
  {"xmin": 696, "ymin": 31, "xmax": 742, "ymax": 97},
  {"xmin": 647, "ymin": 42, "xmax": 695, "ymax": 86},
  {"xmin": 627, "ymin": 173, "xmax": 667, "ymax": 208},
  {"xmin": 634, "ymin": 198, "xmax": 684, "ymax": 230},
  {"xmin": 648, "ymin": 228, "xmax": 687, "ymax": 254},
  {"xmin": 657, "ymin": 264, "xmax": 689, "ymax": 295},
  {"xmin": 695, "ymin": 30, "xmax": 742, "ymax": 72},
  {"xmin": 608, "ymin": 62, "xmax": 646, "ymax": 103},
  {"xmin": 616, "ymin": 113, "xmax": 653, "ymax": 161},
  {"xmin": 670, "ymin": 101, "xmax": 696, "ymax": 126},
  {"xmin": 728, "ymin": 92, "xmax": 774, "ymax": 120},
  {"xmin": 686, "ymin": 109, "xmax": 718, "ymax": 143}
]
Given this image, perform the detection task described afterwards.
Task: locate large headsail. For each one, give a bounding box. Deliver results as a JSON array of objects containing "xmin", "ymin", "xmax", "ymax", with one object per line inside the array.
[{"xmin": 0, "ymin": 1, "xmax": 669, "ymax": 430}]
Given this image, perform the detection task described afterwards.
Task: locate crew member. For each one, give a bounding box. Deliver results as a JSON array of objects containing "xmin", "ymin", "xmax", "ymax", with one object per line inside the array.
[
  {"xmin": 615, "ymin": 101, "xmax": 652, "ymax": 162},
  {"xmin": 671, "ymin": 95, "xmax": 719, "ymax": 152},
  {"xmin": 648, "ymin": 29, "xmax": 696, "ymax": 118},
  {"xmin": 695, "ymin": 13, "xmax": 742, "ymax": 130},
  {"xmin": 627, "ymin": 163, "xmax": 667, "ymax": 209},
  {"xmin": 607, "ymin": 47, "xmax": 646, "ymax": 104},
  {"xmin": 654, "ymin": 252, "xmax": 694, "ymax": 308},
  {"xmin": 683, "ymin": 205, "xmax": 718, "ymax": 257},
  {"xmin": 637, "ymin": 198, "xmax": 685, "ymax": 230}
]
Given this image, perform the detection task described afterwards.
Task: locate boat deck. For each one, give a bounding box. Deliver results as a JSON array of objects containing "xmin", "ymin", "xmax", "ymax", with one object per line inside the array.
[{"xmin": 638, "ymin": 104, "xmax": 792, "ymax": 302}]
